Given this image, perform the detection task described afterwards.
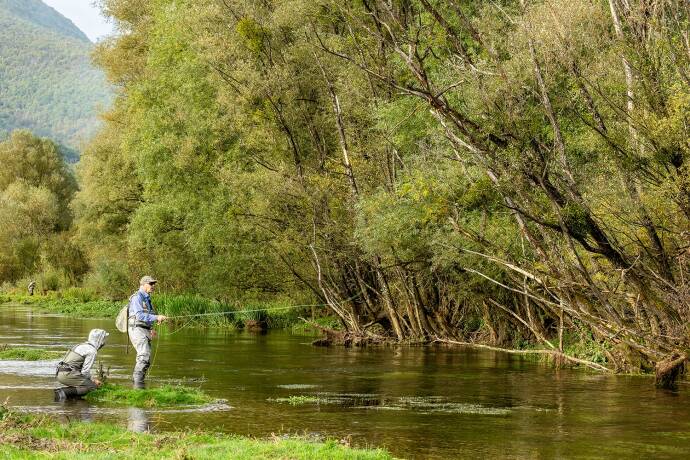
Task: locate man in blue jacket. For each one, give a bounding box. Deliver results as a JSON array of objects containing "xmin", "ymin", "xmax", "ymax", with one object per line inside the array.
[{"xmin": 128, "ymin": 275, "xmax": 167, "ymax": 388}]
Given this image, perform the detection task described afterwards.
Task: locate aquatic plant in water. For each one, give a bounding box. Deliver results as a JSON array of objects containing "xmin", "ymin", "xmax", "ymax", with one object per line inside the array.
[
  {"xmin": 0, "ymin": 345, "xmax": 62, "ymax": 361},
  {"xmin": 270, "ymin": 392, "xmax": 512, "ymax": 415},
  {"xmin": 85, "ymin": 384, "xmax": 216, "ymax": 408}
]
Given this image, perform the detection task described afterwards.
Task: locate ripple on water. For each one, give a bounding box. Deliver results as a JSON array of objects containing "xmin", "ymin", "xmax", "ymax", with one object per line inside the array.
[
  {"xmin": 151, "ymin": 401, "xmax": 233, "ymax": 413},
  {"xmin": 0, "ymin": 384, "xmax": 57, "ymax": 390},
  {"xmin": 277, "ymin": 384, "xmax": 319, "ymax": 389},
  {"xmin": 12, "ymin": 401, "xmax": 232, "ymax": 415},
  {"xmin": 0, "ymin": 360, "xmax": 59, "ymax": 376}
]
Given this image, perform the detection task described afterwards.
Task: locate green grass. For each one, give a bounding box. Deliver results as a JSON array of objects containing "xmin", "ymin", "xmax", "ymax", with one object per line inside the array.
[
  {"xmin": 0, "ymin": 293, "xmax": 121, "ymax": 318},
  {"xmin": 0, "ymin": 409, "xmax": 394, "ymax": 459},
  {"xmin": 84, "ymin": 384, "xmax": 216, "ymax": 408},
  {"xmin": 0, "ymin": 345, "xmax": 62, "ymax": 361}
]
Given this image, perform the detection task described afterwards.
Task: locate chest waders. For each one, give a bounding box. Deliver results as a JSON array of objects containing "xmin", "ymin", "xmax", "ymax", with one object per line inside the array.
[
  {"xmin": 130, "ymin": 293, "xmax": 155, "ymax": 388},
  {"xmin": 55, "ymin": 344, "xmax": 97, "ymax": 401}
]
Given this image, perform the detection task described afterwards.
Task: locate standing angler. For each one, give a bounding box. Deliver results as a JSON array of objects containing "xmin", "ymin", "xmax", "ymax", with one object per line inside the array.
[
  {"xmin": 128, "ymin": 275, "xmax": 167, "ymax": 388},
  {"xmin": 55, "ymin": 328, "xmax": 108, "ymax": 400}
]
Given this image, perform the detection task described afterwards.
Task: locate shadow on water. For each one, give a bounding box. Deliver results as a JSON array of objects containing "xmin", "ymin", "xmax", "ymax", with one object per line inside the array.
[{"xmin": 2, "ymin": 304, "xmax": 690, "ymax": 459}]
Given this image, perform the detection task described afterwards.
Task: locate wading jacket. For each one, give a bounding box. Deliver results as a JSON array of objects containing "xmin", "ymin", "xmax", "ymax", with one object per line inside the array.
[
  {"xmin": 129, "ymin": 289, "xmax": 159, "ymax": 329},
  {"xmin": 56, "ymin": 329, "xmax": 108, "ymax": 377}
]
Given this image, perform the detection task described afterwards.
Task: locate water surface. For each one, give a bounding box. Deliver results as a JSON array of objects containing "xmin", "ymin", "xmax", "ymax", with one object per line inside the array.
[{"xmin": 1, "ymin": 304, "xmax": 689, "ymax": 459}]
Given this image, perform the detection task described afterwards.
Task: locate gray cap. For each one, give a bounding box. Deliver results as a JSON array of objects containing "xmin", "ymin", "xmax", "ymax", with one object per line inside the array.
[{"xmin": 140, "ymin": 275, "xmax": 157, "ymax": 286}]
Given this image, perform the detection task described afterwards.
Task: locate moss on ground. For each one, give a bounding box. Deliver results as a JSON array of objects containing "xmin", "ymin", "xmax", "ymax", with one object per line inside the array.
[{"xmin": 0, "ymin": 410, "xmax": 394, "ymax": 459}]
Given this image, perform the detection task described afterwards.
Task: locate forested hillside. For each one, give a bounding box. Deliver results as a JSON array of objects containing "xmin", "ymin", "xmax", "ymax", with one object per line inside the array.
[
  {"xmin": 69, "ymin": 0, "xmax": 690, "ymax": 381},
  {"xmin": 0, "ymin": 0, "xmax": 111, "ymax": 161}
]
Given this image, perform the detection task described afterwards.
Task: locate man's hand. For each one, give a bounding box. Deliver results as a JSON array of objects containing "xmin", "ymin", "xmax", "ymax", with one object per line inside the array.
[
  {"xmin": 157, "ymin": 315, "xmax": 168, "ymax": 323},
  {"xmin": 93, "ymin": 378, "xmax": 102, "ymax": 387}
]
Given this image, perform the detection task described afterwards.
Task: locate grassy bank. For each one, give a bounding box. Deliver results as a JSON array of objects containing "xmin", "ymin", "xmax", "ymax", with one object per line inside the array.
[
  {"xmin": 0, "ymin": 290, "xmax": 325, "ymax": 331},
  {"xmin": 0, "ymin": 408, "xmax": 394, "ymax": 459},
  {"xmin": 85, "ymin": 384, "xmax": 216, "ymax": 408},
  {"xmin": 0, "ymin": 345, "xmax": 62, "ymax": 361}
]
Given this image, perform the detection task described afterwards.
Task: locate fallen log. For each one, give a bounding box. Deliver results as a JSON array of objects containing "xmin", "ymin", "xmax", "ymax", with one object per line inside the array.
[{"xmin": 433, "ymin": 337, "xmax": 613, "ymax": 373}]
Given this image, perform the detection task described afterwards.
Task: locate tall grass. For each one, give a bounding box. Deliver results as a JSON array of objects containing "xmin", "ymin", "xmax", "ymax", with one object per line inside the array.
[
  {"xmin": 155, "ymin": 294, "xmax": 309, "ymax": 329},
  {"xmin": 155, "ymin": 294, "xmax": 236, "ymax": 327}
]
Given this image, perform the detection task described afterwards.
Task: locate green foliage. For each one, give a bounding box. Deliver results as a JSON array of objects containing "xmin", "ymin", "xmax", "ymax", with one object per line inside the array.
[
  {"xmin": 62, "ymin": 0, "xmax": 690, "ymax": 372},
  {"xmin": 0, "ymin": 131, "xmax": 84, "ymax": 285},
  {"xmin": 0, "ymin": 1, "xmax": 111, "ymax": 157}
]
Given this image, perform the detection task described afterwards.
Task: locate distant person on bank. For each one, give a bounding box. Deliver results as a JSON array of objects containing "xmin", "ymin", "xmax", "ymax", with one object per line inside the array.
[
  {"xmin": 27, "ymin": 280, "xmax": 35, "ymax": 296},
  {"xmin": 55, "ymin": 328, "xmax": 108, "ymax": 400},
  {"xmin": 128, "ymin": 276, "xmax": 167, "ymax": 388}
]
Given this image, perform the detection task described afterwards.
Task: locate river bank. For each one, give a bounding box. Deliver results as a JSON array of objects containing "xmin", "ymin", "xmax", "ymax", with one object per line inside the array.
[
  {"xmin": 0, "ymin": 291, "xmax": 334, "ymax": 332},
  {"xmin": 0, "ymin": 291, "xmax": 677, "ymax": 382},
  {"xmin": 0, "ymin": 408, "xmax": 393, "ymax": 459}
]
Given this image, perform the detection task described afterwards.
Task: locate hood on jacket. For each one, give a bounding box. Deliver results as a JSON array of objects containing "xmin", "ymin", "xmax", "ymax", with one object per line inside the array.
[{"xmin": 88, "ymin": 329, "xmax": 109, "ymax": 350}]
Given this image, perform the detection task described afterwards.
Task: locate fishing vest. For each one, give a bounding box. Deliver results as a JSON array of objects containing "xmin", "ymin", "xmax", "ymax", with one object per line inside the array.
[
  {"xmin": 56, "ymin": 343, "xmax": 94, "ymax": 374},
  {"xmin": 129, "ymin": 292, "xmax": 155, "ymax": 329}
]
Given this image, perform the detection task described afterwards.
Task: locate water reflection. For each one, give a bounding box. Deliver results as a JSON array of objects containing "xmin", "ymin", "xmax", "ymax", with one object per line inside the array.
[{"xmin": 128, "ymin": 407, "xmax": 150, "ymax": 432}]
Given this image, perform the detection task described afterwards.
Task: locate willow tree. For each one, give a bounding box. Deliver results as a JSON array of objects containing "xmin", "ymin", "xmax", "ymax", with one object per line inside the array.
[
  {"xmin": 83, "ymin": 0, "xmax": 690, "ymax": 383},
  {"xmin": 316, "ymin": 0, "xmax": 690, "ymax": 381}
]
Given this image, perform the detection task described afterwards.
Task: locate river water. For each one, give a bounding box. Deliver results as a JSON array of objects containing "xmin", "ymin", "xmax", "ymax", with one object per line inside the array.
[{"xmin": 1, "ymin": 304, "xmax": 689, "ymax": 459}]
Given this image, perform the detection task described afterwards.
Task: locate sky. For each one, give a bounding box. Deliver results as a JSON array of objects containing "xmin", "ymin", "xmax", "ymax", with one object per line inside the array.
[{"xmin": 43, "ymin": 0, "xmax": 114, "ymax": 42}]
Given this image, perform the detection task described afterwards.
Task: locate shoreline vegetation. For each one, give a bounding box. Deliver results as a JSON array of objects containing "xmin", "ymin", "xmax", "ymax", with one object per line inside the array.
[
  {"xmin": 0, "ymin": 407, "xmax": 394, "ymax": 460},
  {"xmin": 0, "ymin": 290, "xmax": 327, "ymax": 332},
  {"xmin": 1, "ymin": 289, "xmax": 632, "ymax": 376}
]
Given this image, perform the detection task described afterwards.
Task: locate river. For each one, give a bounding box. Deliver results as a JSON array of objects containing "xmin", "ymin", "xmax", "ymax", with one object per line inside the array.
[{"xmin": 1, "ymin": 304, "xmax": 689, "ymax": 458}]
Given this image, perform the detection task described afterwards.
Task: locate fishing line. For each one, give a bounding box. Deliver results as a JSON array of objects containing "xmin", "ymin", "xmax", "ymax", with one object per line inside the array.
[{"xmin": 167, "ymin": 303, "xmax": 324, "ymax": 319}]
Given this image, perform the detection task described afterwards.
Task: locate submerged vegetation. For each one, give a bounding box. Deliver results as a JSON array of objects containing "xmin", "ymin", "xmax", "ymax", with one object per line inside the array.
[
  {"xmin": 84, "ymin": 384, "xmax": 216, "ymax": 408},
  {"xmin": 269, "ymin": 393, "xmax": 513, "ymax": 415},
  {"xmin": 0, "ymin": 409, "xmax": 393, "ymax": 459},
  {"xmin": 0, "ymin": 345, "xmax": 61, "ymax": 361}
]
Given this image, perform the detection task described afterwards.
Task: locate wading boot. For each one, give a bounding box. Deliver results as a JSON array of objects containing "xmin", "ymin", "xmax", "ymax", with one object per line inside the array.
[
  {"xmin": 133, "ymin": 372, "xmax": 146, "ymax": 389},
  {"xmin": 54, "ymin": 386, "xmax": 79, "ymax": 401}
]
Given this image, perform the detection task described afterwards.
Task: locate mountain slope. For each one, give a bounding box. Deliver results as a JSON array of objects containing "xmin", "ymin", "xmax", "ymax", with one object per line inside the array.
[{"xmin": 0, "ymin": 0, "xmax": 111, "ymax": 160}]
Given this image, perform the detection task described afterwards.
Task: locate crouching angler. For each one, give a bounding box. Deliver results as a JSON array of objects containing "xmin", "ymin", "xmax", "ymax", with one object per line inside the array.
[
  {"xmin": 55, "ymin": 328, "xmax": 108, "ymax": 401},
  {"xmin": 128, "ymin": 276, "xmax": 167, "ymax": 388}
]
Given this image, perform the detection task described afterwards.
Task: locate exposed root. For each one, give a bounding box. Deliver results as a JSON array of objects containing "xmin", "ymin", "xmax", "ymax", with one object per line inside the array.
[
  {"xmin": 655, "ymin": 353, "xmax": 687, "ymax": 390},
  {"xmin": 302, "ymin": 319, "xmax": 384, "ymax": 347}
]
